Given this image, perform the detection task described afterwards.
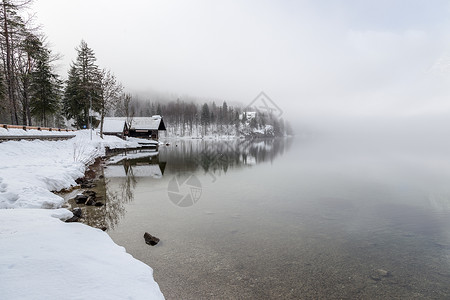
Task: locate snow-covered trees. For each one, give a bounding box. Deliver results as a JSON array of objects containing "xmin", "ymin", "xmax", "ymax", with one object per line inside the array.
[{"xmin": 112, "ymin": 98, "xmax": 291, "ymax": 137}]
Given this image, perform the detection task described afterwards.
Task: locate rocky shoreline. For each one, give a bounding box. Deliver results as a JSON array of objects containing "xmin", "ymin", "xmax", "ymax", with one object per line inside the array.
[{"xmin": 59, "ymin": 156, "xmax": 110, "ymax": 230}]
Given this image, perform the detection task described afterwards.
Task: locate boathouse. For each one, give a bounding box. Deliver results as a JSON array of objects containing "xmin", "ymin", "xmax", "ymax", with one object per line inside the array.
[
  {"xmin": 128, "ymin": 116, "xmax": 166, "ymax": 140},
  {"xmin": 102, "ymin": 119, "xmax": 128, "ymax": 139},
  {"xmin": 102, "ymin": 116, "xmax": 166, "ymax": 140}
]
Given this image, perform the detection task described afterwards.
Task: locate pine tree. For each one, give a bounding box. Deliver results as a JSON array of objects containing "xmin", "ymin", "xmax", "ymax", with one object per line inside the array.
[
  {"xmin": 29, "ymin": 45, "xmax": 61, "ymax": 126},
  {"xmin": 63, "ymin": 65, "xmax": 83, "ymax": 127},
  {"xmin": 222, "ymin": 101, "xmax": 228, "ymax": 124},
  {"xmin": 63, "ymin": 40, "xmax": 101, "ymax": 128},
  {"xmin": 201, "ymin": 103, "xmax": 210, "ymax": 136}
]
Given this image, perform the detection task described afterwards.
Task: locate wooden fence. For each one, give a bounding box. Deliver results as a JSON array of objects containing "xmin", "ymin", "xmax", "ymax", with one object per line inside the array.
[{"xmin": 1, "ymin": 124, "xmax": 76, "ymax": 132}]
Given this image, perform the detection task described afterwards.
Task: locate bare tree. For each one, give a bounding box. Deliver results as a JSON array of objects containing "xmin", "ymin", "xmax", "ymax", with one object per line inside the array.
[
  {"xmin": 0, "ymin": 0, "xmax": 35, "ymax": 124},
  {"xmin": 99, "ymin": 68, "xmax": 122, "ymax": 138},
  {"xmin": 115, "ymin": 93, "xmax": 135, "ymax": 130}
]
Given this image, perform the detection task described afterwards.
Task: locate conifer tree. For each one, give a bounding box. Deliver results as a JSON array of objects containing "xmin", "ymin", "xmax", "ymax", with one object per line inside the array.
[
  {"xmin": 29, "ymin": 45, "xmax": 61, "ymax": 126},
  {"xmin": 201, "ymin": 103, "xmax": 210, "ymax": 136},
  {"xmin": 63, "ymin": 40, "xmax": 101, "ymax": 128}
]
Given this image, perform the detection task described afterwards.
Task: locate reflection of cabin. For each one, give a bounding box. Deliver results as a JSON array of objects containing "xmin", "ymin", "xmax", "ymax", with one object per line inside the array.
[
  {"xmin": 102, "ymin": 119, "xmax": 128, "ymax": 139},
  {"xmin": 103, "ymin": 116, "xmax": 166, "ymax": 140},
  {"xmin": 105, "ymin": 153, "xmax": 166, "ymax": 179}
]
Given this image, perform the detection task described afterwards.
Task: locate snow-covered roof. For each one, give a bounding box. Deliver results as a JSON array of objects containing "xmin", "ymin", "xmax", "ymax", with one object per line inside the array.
[
  {"xmin": 104, "ymin": 116, "xmax": 166, "ymax": 131},
  {"xmin": 103, "ymin": 119, "xmax": 126, "ymax": 133},
  {"xmin": 131, "ymin": 116, "xmax": 165, "ymax": 130}
]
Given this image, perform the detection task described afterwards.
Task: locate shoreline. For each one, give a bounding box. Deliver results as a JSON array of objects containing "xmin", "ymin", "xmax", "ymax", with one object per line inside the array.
[{"xmin": 0, "ymin": 131, "xmax": 164, "ymax": 299}]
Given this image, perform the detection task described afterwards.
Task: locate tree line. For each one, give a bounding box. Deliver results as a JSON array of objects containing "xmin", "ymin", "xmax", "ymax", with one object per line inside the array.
[
  {"xmin": 0, "ymin": 0, "xmax": 62, "ymax": 127},
  {"xmin": 0, "ymin": 0, "xmax": 123, "ymax": 135},
  {"xmin": 0, "ymin": 0, "xmax": 292, "ymax": 137},
  {"xmin": 114, "ymin": 97, "xmax": 293, "ymax": 137}
]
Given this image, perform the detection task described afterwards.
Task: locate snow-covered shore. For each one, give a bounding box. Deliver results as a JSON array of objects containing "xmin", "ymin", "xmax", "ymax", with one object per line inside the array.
[
  {"xmin": 0, "ymin": 130, "xmax": 140, "ymax": 209},
  {"xmin": 0, "ymin": 130, "xmax": 164, "ymax": 299}
]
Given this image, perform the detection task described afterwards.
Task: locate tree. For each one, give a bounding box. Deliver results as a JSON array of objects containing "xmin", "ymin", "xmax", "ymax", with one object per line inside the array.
[
  {"xmin": 29, "ymin": 44, "xmax": 61, "ymax": 126},
  {"xmin": 200, "ymin": 103, "xmax": 210, "ymax": 136},
  {"xmin": 63, "ymin": 40, "xmax": 101, "ymax": 128},
  {"xmin": 63, "ymin": 65, "xmax": 83, "ymax": 127},
  {"xmin": 0, "ymin": 0, "xmax": 30, "ymax": 124},
  {"xmin": 222, "ymin": 101, "xmax": 228, "ymax": 124},
  {"xmin": 99, "ymin": 69, "xmax": 122, "ymax": 138},
  {"xmin": 156, "ymin": 103, "xmax": 162, "ymax": 115},
  {"xmin": 117, "ymin": 93, "xmax": 134, "ymax": 129}
]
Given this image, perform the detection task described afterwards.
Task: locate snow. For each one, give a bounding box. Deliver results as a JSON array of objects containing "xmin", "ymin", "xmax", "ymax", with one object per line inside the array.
[
  {"xmin": 102, "ymin": 119, "xmax": 126, "ymax": 133},
  {"xmin": 0, "ymin": 127, "xmax": 76, "ymax": 136},
  {"xmin": 0, "ymin": 129, "xmax": 164, "ymax": 299},
  {"xmin": 0, "ymin": 130, "xmax": 140, "ymax": 209},
  {"xmin": 104, "ymin": 117, "xmax": 163, "ymax": 130},
  {"xmin": 127, "ymin": 137, "xmax": 159, "ymax": 145},
  {"xmin": 108, "ymin": 151, "xmax": 159, "ymax": 164},
  {"xmin": 0, "ymin": 209, "xmax": 163, "ymax": 300}
]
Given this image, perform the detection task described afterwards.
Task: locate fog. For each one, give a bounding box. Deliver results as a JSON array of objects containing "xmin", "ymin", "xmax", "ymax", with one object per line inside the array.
[{"xmin": 33, "ymin": 0, "xmax": 450, "ymax": 134}]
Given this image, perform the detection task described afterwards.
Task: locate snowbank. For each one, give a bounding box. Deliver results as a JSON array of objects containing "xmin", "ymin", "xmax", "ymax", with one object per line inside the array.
[
  {"xmin": 0, "ymin": 209, "xmax": 163, "ymax": 300},
  {"xmin": 0, "ymin": 130, "xmax": 164, "ymax": 299},
  {"xmin": 0, "ymin": 130, "xmax": 139, "ymax": 209}
]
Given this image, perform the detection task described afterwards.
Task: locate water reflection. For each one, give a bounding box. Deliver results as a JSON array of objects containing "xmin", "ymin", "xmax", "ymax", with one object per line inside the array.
[
  {"xmin": 161, "ymin": 137, "xmax": 293, "ymax": 174},
  {"xmin": 104, "ymin": 136, "xmax": 450, "ymax": 299},
  {"xmin": 99, "ymin": 138, "xmax": 292, "ymax": 229}
]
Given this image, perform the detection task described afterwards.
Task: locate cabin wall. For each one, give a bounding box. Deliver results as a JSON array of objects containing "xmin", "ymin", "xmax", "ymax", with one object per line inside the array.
[{"xmin": 129, "ymin": 129, "xmax": 159, "ymax": 140}]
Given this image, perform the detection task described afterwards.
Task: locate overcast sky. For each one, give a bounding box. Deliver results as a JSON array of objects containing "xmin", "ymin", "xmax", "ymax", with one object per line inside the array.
[{"xmin": 32, "ymin": 0, "xmax": 450, "ymax": 124}]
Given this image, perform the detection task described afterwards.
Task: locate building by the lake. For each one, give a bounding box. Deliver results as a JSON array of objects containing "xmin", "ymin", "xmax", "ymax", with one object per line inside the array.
[{"xmin": 102, "ymin": 116, "xmax": 166, "ymax": 140}]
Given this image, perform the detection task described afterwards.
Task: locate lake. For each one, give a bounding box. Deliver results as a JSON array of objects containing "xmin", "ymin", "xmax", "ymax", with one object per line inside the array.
[{"xmin": 100, "ymin": 136, "xmax": 450, "ymax": 299}]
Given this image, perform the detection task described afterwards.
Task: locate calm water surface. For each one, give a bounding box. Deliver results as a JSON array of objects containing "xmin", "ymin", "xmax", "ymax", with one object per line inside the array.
[{"xmin": 102, "ymin": 136, "xmax": 450, "ymax": 299}]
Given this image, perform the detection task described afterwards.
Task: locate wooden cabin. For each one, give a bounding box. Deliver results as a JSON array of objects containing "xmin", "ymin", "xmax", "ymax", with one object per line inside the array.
[
  {"xmin": 103, "ymin": 116, "xmax": 166, "ymax": 140},
  {"xmin": 128, "ymin": 116, "xmax": 166, "ymax": 140},
  {"xmin": 102, "ymin": 119, "xmax": 128, "ymax": 139}
]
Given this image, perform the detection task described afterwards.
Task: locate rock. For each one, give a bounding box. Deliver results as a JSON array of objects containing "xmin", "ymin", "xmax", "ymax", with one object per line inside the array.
[
  {"xmin": 369, "ymin": 275, "xmax": 381, "ymax": 281},
  {"xmin": 370, "ymin": 269, "xmax": 392, "ymax": 281},
  {"xmin": 376, "ymin": 269, "xmax": 391, "ymax": 277},
  {"xmin": 72, "ymin": 208, "xmax": 82, "ymax": 218},
  {"xmin": 75, "ymin": 178, "xmax": 86, "ymax": 185},
  {"xmin": 65, "ymin": 216, "xmax": 79, "ymax": 223},
  {"xmin": 82, "ymin": 190, "xmax": 96, "ymax": 197},
  {"xmin": 94, "ymin": 201, "xmax": 104, "ymax": 207},
  {"xmin": 74, "ymin": 194, "xmax": 88, "ymax": 204},
  {"xmin": 81, "ymin": 183, "xmax": 96, "ymax": 188},
  {"xmin": 144, "ymin": 232, "xmax": 160, "ymax": 246},
  {"xmin": 85, "ymin": 197, "xmax": 95, "ymax": 206}
]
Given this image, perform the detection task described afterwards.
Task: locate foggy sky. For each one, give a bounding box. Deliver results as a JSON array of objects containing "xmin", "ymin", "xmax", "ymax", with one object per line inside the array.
[{"xmin": 33, "ymin": 0, "xmax": 450, "ymax": 126}]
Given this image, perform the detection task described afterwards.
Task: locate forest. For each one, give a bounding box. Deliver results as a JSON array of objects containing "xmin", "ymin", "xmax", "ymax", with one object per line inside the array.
[{"xmin": 0, "ymin": 0, "xmax": 292, "ymax": 137}]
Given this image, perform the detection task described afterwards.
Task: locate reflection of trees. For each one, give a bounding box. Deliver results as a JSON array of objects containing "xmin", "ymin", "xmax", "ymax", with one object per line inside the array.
[
  {"xmin": 120, "ymin": 160, "xmax": 138, "ymax": 204},
  {"xmin": 160, "ymin": 137, "xmax": 293, "ymax": 175},
  {"xmin": 101, "ymin": 154, "xmax": 163, "ymax": 230},
  {"xmin": 83, "ymin": 139, "xmax": 292, "ymax": 229},
  {"xmin": 104, "ymin": 163, "xmax": 137, "ymax": 230}
]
